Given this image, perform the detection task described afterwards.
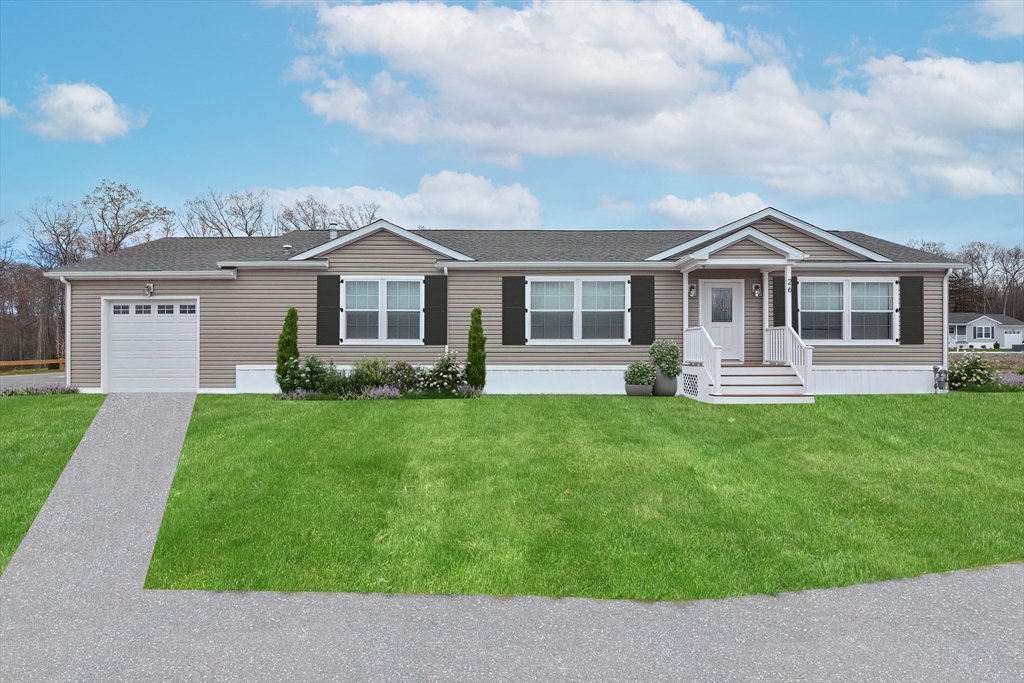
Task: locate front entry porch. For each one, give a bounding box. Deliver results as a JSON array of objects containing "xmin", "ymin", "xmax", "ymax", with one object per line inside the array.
[{"xmin": 679, "ymin": 266, "xmax": 814, "ymax": 404}]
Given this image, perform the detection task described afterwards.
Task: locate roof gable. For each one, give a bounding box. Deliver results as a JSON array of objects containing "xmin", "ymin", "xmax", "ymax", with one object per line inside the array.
[
  {"xmin": 949, "ymin": 313, "xmax": 1024, "ymax": 326},
  {"xmin": 645, "ymin": 208, "xmax": 890, "ymax": 262},
  {"xmin": 290, "ymin": 220, "xmax": 474, "ymax": 262},
  {"xmin": 692, "ymin": 226, "xmax": 805, "ymax": 261}
]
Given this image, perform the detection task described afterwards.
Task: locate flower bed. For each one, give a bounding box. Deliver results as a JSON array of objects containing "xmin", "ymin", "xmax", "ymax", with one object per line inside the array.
[{"xmin": 275, "ymin": 352, "xmax": 479, "ymax": 401}]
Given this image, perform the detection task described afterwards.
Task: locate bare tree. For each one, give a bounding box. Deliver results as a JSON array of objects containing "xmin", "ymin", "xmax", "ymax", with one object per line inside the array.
[
  {"xmin": 82, "ymin": 180, "xmax": 174, "ymax": 255},
  {"xmin": 274, "ymin": 196, "xmax": 380, "ymax": 232},
  {"xmin": 180, "ymin": 189, "xmax": 272, "ymax": 237},
  {"xmin": 958, "ymin": 242, "xmax": 998, "ymax": 313},
  {"xmin": 994, "ymin": 245, "xmax": 1024, "ymax": 316},
  {"xmin": 18, "ymin": 198, "xmax": 89, "ymax": 268}
]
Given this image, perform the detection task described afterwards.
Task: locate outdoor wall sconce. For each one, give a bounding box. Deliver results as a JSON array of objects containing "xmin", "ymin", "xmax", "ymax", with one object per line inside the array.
[
  {"xmin": 688, "ymin": 284, "xmax": 697, "ymax": 298},
  {"xmin": 143, "ymin": 283, "xmax": 154, "ymax": 297},
  {"xmin": 752, "ymin": 283, "xmax": 763, "ymax": 298}
]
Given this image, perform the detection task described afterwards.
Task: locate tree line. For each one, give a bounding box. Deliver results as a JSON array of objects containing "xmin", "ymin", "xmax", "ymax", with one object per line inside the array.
[
  {"xmin": 1, "ymin": 180, "xmax": 380, "ymax": 363},
  {"xmin": 907, "ymin": 240, "xmax": 1024, "ymax": 320}
]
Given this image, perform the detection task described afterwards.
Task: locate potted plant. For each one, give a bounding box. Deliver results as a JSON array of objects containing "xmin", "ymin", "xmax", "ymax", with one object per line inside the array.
[
  {"xmin": 649, "ymin": 339, "xmax": 681, "ymax": 396},
  {"xmin": 624, "ymin": 361, "xmax": 655, "ymax": 396}
]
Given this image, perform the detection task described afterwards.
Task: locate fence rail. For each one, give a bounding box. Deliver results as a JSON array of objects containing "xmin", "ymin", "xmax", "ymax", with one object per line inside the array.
[{"xmin": 0, "ymin": 358, "xmax": 65, "ymax": 371}]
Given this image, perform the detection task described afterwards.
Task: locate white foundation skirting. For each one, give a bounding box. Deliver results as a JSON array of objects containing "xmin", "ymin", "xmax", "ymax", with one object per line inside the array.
[
  {"xmin": 485, "ymin": 366, "xmax": 628, "ymax": 394},
  {"xmin": 813, "ymin": 366, "xmax": 939, "ymax": 394},
  {"xmin": 235, "ymin": 365, "xmax": 279, "ymax": 394}
]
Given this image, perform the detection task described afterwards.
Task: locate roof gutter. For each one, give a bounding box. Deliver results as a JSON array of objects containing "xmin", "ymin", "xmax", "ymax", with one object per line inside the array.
[
  {"xmin": 790, "ymin": 261, "xmax": 965, "ymax": 272},
  {"xmin": 435, "ymin": 260, "xmax": 679, "ymax": 271},
  {"xmin": 45, "ymin": 269, "xmax": 238, "ymax": 280},
  {"xmin": 216, "ymin": 260, "xmax": 328, "ymax": 269}
]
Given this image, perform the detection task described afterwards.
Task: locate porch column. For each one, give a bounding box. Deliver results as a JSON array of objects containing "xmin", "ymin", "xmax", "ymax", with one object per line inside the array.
[
  {"xmin": 682, "ymin": 270, "xmax": 689, "ymax": 330},
  {"xmin": 761, "ymin": 270, "xmax": 769, "ymax": 330},
  {"xmin": 784, "ymin": 264, "xmax": 793, "ymax": 328}
]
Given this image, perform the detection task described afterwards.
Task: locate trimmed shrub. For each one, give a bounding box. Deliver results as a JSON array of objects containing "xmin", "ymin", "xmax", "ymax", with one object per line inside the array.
[
  {"xmin": 948, "ymin": 354, "xmax": 997, "ymax": 390},
  {"xmin": 278, "ymin": 356, "xmax": 330, "ymax": 394},
  {"xmin": 318, "ymin": 363, "xmax": 352, "ymax": 395},
  {"xmin": 649, "ymin": 339, "xmax": 681, "ymax": 379},
  {"xmin": 420, "ymin": 351, "xmax": 466, "ymax": 395},
  {"xmin": 388, "ymin": 361, "xmax": 421, "ymax": 393},
  {"xmin": 466, "ymin": 307, "xmax": 487, "ymax": 390},
  {"xmin": 624, "ymin": 362, "xmax": 656, "ymax": 385},
  {"xmin": 276, "ymin": 307, "xmax": 299, "ymax": 382},
  {"xmin": 350, "ymin": 357, "xmax": 392, "ymax": 391},
  {"xmin": 993, "ymin": 342, "xmax": 1000, "ymax": 349}
]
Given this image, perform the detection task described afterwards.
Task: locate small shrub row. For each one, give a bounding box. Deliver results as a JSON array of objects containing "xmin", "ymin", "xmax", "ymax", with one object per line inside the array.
[
  {"xmin": 0, "ymin": 384, "xmax": 79, "ymax": 397},
  {"xmin": 275, "ymin": 352, "xmax": 477, "ymax": 401}
]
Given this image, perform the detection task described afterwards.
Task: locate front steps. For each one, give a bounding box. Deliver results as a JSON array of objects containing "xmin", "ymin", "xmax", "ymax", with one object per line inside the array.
[{"xmin": 687, "ymin": 364, "xmax": 814, "ymax": 404}]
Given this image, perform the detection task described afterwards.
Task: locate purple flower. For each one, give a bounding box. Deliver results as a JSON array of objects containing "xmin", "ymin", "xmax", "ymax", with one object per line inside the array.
[
  {"xmin": 999, "ymin": 372, "xmax": 1024, "ymax": 387},
  {"xmin": 362, "ymin": 385, "xmax": 400, "ymax": 400}
]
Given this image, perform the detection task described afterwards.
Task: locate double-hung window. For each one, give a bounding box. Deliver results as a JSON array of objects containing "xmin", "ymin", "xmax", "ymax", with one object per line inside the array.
[
  {"xmin": 343, "ymin": 278, "xmax": 423, "ymax": 344},
  {"xmin": 798, "ymin": 278, "xmax": 898, "ymax": 344},
  {"xmin": 526, "ymin": 278, "xmax": 630, "ymax": 343},
  {"xmin": 974, "ymin": 326, "xmax": 993, "ymax": 340},
  {"xmin": 800, "ymin": 282, "xmax": 843, "ymax": 340}
]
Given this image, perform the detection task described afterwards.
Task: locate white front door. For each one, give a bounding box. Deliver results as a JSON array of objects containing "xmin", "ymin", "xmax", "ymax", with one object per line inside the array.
[{"xmin": 700, "ymin": 281, "xmax": 744, "ymax": 361}]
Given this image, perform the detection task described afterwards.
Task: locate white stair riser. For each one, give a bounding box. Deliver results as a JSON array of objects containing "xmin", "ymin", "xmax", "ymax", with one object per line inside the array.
[
  {"xmin": 719, "ymin": 365, "xmax": 796, "ymax": 375},
  {"xmin": 709, "ymin": 394, "xmax": 815, "ymax": 404},
  {"xmin": 720, "ymin": 385, "xmax": 808, "ymax": 396},
  {"xmin": 720, "ymin": 376, "xmax": 803, "ymax": 386}
]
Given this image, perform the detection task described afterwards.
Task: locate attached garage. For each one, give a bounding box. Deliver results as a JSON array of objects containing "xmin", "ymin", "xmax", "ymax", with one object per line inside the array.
[{"xmin": 103, "ymin": 298, "xmax": 199, "ymax": 392}]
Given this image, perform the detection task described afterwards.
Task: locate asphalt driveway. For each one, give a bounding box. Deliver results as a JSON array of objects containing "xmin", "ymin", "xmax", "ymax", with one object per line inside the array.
[
  {"xmin": 1, "ymin": 392, "xmax": 1021, "ymax": 682},
  {"xmin": 0, "ymin": 371, "xmax": 66, "ymax": 390}
]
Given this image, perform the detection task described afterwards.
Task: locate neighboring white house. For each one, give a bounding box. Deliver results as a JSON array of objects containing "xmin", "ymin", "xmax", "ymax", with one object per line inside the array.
[{"xmin": 948, "ymin": 313, "xmax": 1024, "ymax": 349}]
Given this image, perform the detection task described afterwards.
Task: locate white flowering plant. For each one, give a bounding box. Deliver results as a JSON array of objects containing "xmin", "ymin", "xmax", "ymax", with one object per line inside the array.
[
  {"xmin": 419, "ymin": 351, "xmax": 468, "ymax": 395},
  {"xmin": 948, "ymin": 354, "xmax": 997, "ymax": 390}
]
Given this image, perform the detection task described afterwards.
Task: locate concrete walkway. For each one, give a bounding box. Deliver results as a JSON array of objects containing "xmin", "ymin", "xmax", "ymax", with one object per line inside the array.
[{"xmin": 2, "ymin": 393, "xmax": 1022, "ymax": 682}]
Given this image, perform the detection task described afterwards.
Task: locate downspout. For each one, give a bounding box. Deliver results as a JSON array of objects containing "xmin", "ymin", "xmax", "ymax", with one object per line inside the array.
[
  {"xmin": 942, "ymin": 268, "xmax": 951, "ymax": 371},
  {"xmin": 443, "ymin": 266, "xmax": 449, "ymax": 355},
  {"xmin": 60, "ymin": 276, "xmax": 71, "ymax": 387}
]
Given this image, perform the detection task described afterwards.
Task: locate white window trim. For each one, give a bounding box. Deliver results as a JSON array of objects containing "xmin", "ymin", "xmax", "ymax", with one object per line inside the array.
[
  {"xmin": 340, "ymin": 276, "xmax": 425, "ymax": 345},
  {"xmin": 974, "ymin": 326, "xmax": 994, "ymax": 340},
  {"xmin": 525, "ymin": 276, "xmax": 632, "ymax": 345},
  {"xmin": 797, "ymin": 277, "xmax": 900, "ymax": 346}
]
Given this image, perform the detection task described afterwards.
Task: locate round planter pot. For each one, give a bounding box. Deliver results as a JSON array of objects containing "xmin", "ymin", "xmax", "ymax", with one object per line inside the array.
[
  {"xmin": 653, "ymin": 369, "xmax": 678, "ymax": 396},
  {"xmin": 625, "ymin": 383, "xmax": 654, "ymax": 396}
]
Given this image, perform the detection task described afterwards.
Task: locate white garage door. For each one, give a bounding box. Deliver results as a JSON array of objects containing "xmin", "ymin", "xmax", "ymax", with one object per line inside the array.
[
  {"xmin": 106, "ymin": 299, "xmax": 198, "ymax": 391},
  {"xmin": 1004, "ymin": 330, "xmax": 1022, "ymax": 347}
]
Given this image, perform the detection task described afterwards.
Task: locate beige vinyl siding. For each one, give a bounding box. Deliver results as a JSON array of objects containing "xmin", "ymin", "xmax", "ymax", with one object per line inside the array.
[
  {"xmin": 447, "ymin": 270, "xmax": 684, "ymax": 365},
  {"xmin": 710, "ymin": 239, "xmax": 781, "ymax": 260},
  {"xmin": 766, "ymin": 270, "xmax": 944, "ymax": 366},
  {"xmin": 686, "ymin": 270, "xmax": 763, "ymax": 363},
  {"xmin": 751, "ymin": 219, "xmax": 866, "ymax": 261}
]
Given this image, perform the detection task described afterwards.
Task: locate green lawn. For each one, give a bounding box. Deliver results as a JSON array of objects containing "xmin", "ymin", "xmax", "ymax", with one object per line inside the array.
[
  {"xmin": 146, "ymin": 394, "xmax": 1024, "ymax": 601},
  {"xmin": 0, "ymin": 395, "xmax": 105, "ymax": 573}
]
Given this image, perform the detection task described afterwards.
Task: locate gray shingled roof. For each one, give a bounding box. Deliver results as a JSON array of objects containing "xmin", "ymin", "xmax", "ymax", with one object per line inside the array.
[
  {"xmin": 949, "ymin": 312, "xmax": 1024, "ymax": 326},
  {"xmin": 50, "ymin": 225, "xmax": 955, "ymax": 274}
]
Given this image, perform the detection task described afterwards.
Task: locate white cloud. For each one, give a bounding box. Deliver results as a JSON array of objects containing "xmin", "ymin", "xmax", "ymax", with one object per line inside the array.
[
  {"xmin": 650, "ymin": 192, "xmax": 765, "ymax": 227},
  {"xmin": 0, "ymin": 97, "xmax": 16, "ymax": 117},
  {"xmin": 294, "ymin": 0, "xmax": 1024, "ymax": 202},
  {"xmin": 599, "ymin": 196, "xmax": 634, "ymax": 213},
  {"xmin": 738, "ymin": 4, "xmax": 771, "ymax": 13},
  {"xmin": 27, "ymin": 82, "xmax": 145, "ymax": 143},
  {"xmin": 972, "ymin": 0, "xmax": 1024, "ymax": 39},
  {"xmin": 259, "ymin": 171, "xmax": 541, "ymax": 230}
]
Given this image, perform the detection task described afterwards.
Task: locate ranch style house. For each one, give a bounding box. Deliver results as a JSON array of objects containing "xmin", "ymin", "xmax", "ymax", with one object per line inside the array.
[{"xmin": 46, "ymin": 208, "xmax": 961, "ymax": 404}]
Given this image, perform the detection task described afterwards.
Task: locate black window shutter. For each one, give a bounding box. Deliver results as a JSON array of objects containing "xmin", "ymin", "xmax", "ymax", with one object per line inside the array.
[
  {"xmin": 900, "ymin": 275, "xmax": 924, "ymax": 345},
  {"xmin": 772, "ymin": 276, "xmax": 785, "ymax": 327},
  {"xmin": 316, "ymin": 275, "xmax": 341, "ymax": 345},
  {"xmin": 423, "ymin": 275, "xmax": 447, "ymax": 345},
  {"xmin": 501, "ymin": 276, "xmax": 526, "ymax": 345},
  {"xmin": 630, "ymin": 275, "xmax": 655, "ymax": 345},
  {"xmin": 790, "ymin": 275, "xmax": 799, "ymax": 334}
]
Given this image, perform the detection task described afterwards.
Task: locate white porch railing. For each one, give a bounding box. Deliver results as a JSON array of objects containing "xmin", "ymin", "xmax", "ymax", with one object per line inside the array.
[
  {"xmin": 684, "ymin": 326, "xmax": 722, "ymax": 394},
  {"xmin": 764, "ymin": 326, "xmax": 814, "ymax": 393}
]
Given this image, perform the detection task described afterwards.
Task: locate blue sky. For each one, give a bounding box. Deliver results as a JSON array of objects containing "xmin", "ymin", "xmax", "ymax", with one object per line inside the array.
[{"xmin": 1, "ymin": 0, "xmax": 1022, "ymax": 251}]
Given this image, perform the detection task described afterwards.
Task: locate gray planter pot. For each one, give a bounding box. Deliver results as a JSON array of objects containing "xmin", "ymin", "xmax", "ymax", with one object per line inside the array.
[
  {"xmin": 625, "ymin": 383, "xmax": 654, "ymax": 396},
  {"xmin": 653, "ymin": 369, "xmax": 678, "ymax": 396}
]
